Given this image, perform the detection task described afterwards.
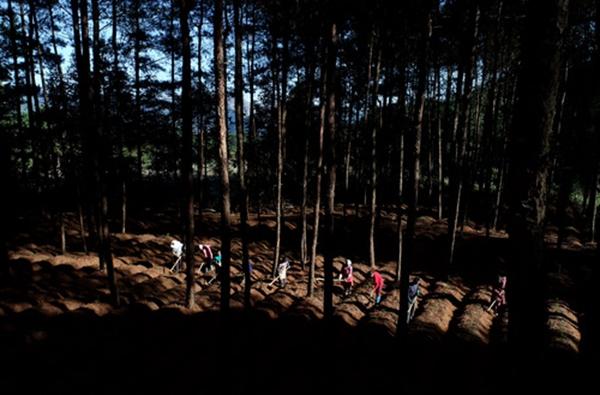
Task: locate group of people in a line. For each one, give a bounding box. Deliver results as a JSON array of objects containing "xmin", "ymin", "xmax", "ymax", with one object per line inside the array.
[
  {"xmin": 337, "ymin": 258, "xmax": 420, "ymax": 322},
  {"xmin": 169, "ymin": 239, "xmax": 507, "ymax": 320},
  {"xmin": 170, "ymin": 240, "xmax": 223, "ymax": 283}
]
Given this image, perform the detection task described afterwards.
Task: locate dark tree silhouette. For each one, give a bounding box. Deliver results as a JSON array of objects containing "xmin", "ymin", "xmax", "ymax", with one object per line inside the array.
[{"xmin": 505, "ymin": 0, "xmax": 569, "ymax": 369}]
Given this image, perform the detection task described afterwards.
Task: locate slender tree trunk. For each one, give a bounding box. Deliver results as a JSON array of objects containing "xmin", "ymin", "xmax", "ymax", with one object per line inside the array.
[
  {"xmin": 308, "ymin": 55, "xmax": 328, "ymax": 298},
  {"xmin": 0, "ymin": 110, "xmax": 11, "ymax": 275},
  {"xmin": 20, "ymin": 1, "xmax": 39, "ymax": 131},
  {"xmin": 179, "ymin": 1, "xmax": 196, "ymax": 308},
  {"xmin": 493, "ymin": 79, "xmax": 518, "ymax": 231},
  {"xmin": 214, "ymin": 0, "xmax": 232, "ymax": 313},
  {"xmin": 369, "ymin": 44, "xmax": 382, "ymax": 268},
  {"xmin": 398, "ymin": 3, "xmax": 432, "ymax": 337},
  {"xmin": 92, "ymin": 0, "xmax": 120, "ymax": 305},
  {"xmin": 247, "ymin": 4, "xmax": 257, "ymax": 215},
  {"xmin": 87, "ymin": 0, "xmax": 105, "ymax": 271},
  {"xmin": 19, "ymin": 1, "xmax": 36, "ymax": 185},
  {"xmin": 426, "ymin": 76, "xmax": 434, "ymax": 203},
  {"xmin": 492, "ymin": 140, "xmax": 508, "ymax": 230},
  {"xmin": 110, "ymin": 0, "xmax": 127, "ymax": 234},
  {"xmin": 71, "ymin": 0, "xmax": 119, "ymax": 304},
  {"xmin": 589, "ymin": 167, "xmax": 599, "ymax": 242},
  {"xmin": 591, "ymin": 4, "xmax": 600, "ymax": 242},
  {"xmin": 273, "ymin": 27, "xmax": 289, "ymax": 277},
  {"xmin": 300, "ymin": 59, "xmax": 315, "ymax": 270},
  {"xmin": 448, "ymin": 5, "xmax": 479, "ymax": 267},
  {"xmin": 170, "ymin": 0, "xmax": 178, "ymax": 182},
  {"xmin": 76, "ymin": 184, "xmax": 88, "ymax": 253},
  {"xmin": 31, "ymin": 0, "xmax": 49, "ymax": 200},
  {"xmin": 134, "ymin": 0, "xmax": 143, "ymax": 180},
  {"xmin": 197, "ymin": 2, "xmax": 205, "ymax": 214},
  {"xmin": 30, "ymin": 2, "xmax": 47, "ymax": 110},
  {"xmin": 396, "ymin": 60, "xmax": 407, "ymax": 282},
  {"xmin": 323, "ymin": 18, "xmax": 338, "ymax": 319},
  {"xmin": 7, "ymin": 0, "xmax": 23, "ymax": 176},
  {"xmin": 483, "ymin": 4, "xmax": 503, "ymax": 236},
  {"xmin": 435, "ymin": 63, "xmax": 443, "ymax": 220},
  {"xmin": 233, "ymin": 0, "xmax": 251, "ymax": 308},
  {"xmin": 19, "ymin": 2, "xmax": 34, "ymax": 134}
]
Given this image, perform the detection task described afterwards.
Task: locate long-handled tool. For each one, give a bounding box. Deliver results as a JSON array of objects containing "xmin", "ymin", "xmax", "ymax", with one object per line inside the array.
[
  {"xmin": 315, "ymin": 277, "xmax": 342, "ymax": 283},
  {"xmin": 170, "ymin": 256, "xmax": 182, "ymax": 272},
  {"xmin": 196, "ymin": 261, "xmax": 205, "ymax": 275},
  {"xmin": 407, "ymin": 300, "xmax": 418, "ymax": 323},
  {"xmin": 207, "ymin": 272, "xmax": 219, "ymax": 285}
]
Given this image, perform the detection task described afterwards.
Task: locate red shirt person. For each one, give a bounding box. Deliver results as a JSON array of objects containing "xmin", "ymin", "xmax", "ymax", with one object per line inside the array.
[{"xmin": 371, "ymin": 270, "xmax": 384, "ymax": 305}]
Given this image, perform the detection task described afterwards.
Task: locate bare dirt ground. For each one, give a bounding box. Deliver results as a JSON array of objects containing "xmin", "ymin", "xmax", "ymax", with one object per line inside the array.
[{"xmin": 0, "ymin": 205, "xmax": 596, "ymax": 394}]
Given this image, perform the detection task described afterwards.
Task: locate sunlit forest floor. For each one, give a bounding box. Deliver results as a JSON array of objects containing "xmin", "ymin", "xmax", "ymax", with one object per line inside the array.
[{"xmin": 1, "ymin": 204, "xmax": 597, "ymax": 394}]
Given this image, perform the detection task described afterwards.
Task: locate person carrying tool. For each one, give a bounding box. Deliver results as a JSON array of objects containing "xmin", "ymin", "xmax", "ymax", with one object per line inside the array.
[
  {"xmin": 170, "ymin": 239, "xmax": 184, "ymax": 272},
  {"xmin": 197, "ymin": 243, "xmax": 214, "ymax": 274},
  {"xmin": 276, "ymin": 257, "xmax": 291, "ymax": 288},
  {"xmin": 370, "ymin": 269, "xmax": 384, "ymax": 306},
  {"xmin": 489, "ymin": 274, "xmax": 507, "ymax": 315},
  {"xmin": 338, "ymin": 259, "xmax": 354, "ymax": 296},
  {"xmin": 206, "ymin": 250, "xmax": 222, "ymax": 284},
  {"xmin": 407, "ymin": 276, "xmax": 421, "ymax": 323}
]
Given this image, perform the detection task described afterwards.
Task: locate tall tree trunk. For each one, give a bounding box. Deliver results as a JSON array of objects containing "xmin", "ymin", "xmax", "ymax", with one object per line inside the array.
[
  {"xmin": 20, "ymin": 1, "xmax": 39, "ymax": 130},
  {"xmin": 179, "ymin": 0, "xmax": 196, "ymax": 308},
  {"xmin": 30, "ymin": 2, "xmax": 48, "ymax": 110},
  {"xmin": 323, "ymin": 18, "xmax": 338, "ymax": 319},
  {"xmin": 197, "ymin": 1, "xmax": 205, "ymax": 215},
  {"xmin": 396, "ymin": 61, "xmax": 407, "ymax": 282},
  {"xmin": 308, "ymin": 54, "xmax": 328, "ymax": 298},
  {"xmin": 368, "ymin": 43, "xmax": 382, "ymax": 268},
  {"xmin": 492, "ymin": 134, "xmax": 508, "ymax": 230},
  {"xmin": 589, "ymin": 168, "xmax": 599, "ymax": 242},
  {"xmin": 92, "ymin": 0, "xmax": 120, "ymax": 305},
  {"xmin": 214, "ymin": 0, "xmax": 232, "ymax": 313},
  {"xmin": 363, "ymin": 27, "xmax": 375, "ymax": 267},
  {"xmin": 110, "ymin": 0, "xmax": 127, "ymax": 235},
  {"xmin": 273, "ymin": 26, "xmax": 289, "ymax": 277},
  {"xmin": 134, "ymin": 0, "xmax": 143, "ymax": 180},
  {"xmin": 19, "ymin": 1, "xmax": 35, "ymax": 184},
  {"xmin": 493, "ymin": 79, "xmax": 518, "ymax": 230},
  {"xmin": 70, "ymin": 0, "xmax": 119, "ymax": 304},
  {"xmin": 426, "ymin": 76, "xmax": 434, "ymax": 203},
  {"xmin": 247, "ymin": 4, "xmax": 257, "ymax": 215},
  {"xmin": 7, "ymin": 0, "xmax": 24, "ymax": 179},
  {"xmin": 170, "ymin": 0, "xmax": 178, "ymax": 182},
  {"xmin": 31, "ymin": 0, "xmax": 49, "ymax": 200},
  {"xmin": 76, "ymin": 185, "xmax": 88, "ymax": 253},
  {"xmin": 505, "ymin": 0, "xmax": 568, "ymax": 375},
  {"xmin": 483, "ymin": 3, "xmax": 503, "ymax": 236},
  {"xmin": 49, "ymin": 0, "xmax": 69, "ymax": 206},
  {"xmin": 591, "ymin": 1, "xmax": 600, "ymax": 243},
  {"xmin": 447, "ymin": 4, "xmax": 479, "ymax": 267},
  {"xmin": 300, "ymin": 59, "xmax": 315, "ymax": 270},
  {"xmin": 233, "ymin": 0, "xmax": 251, "ymax": 308},
  {"xmin": 19, "ymin": 2, "xmax": 34, "ymax": 132},
  {"xmin": 398, "ymin": 2, "xmax": 432, "ymax": 337},
  {"xmin": 435, "ymin": 63, "xmax": 443, "ymax": 220},
  {"xmin": 88, "ymin": 0, "xmax": 104, "ymax": 271}
]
